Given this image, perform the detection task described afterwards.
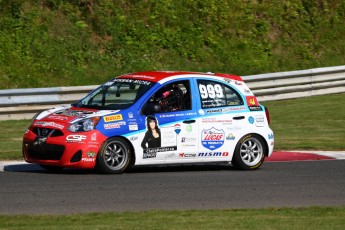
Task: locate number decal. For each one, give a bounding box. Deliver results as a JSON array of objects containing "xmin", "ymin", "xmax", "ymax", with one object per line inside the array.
[
  {"xmin": 198, "ymin": 84, "xmax": 224, "ymax": 99},
  {"xmin": 214, "ymin": 84, "xmax": 224, "ymax": 98},
  {"xmin": 199, "ymin": 84, "xmax": 208, "ymax": 99},
  {"xmin": 207, "ymin": 85, "xmax": 215, "ymax": 98}
]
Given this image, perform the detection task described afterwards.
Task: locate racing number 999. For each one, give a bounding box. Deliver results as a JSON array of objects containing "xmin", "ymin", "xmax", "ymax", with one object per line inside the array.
[{"xmin": 199, "ymin": 84, "xmax": 224, "ymax": 99}]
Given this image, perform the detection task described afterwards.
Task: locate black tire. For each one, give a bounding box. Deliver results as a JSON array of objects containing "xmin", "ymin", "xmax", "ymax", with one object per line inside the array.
[
  {"xmin": 39, "ymin": 164, "xmax": 64, "ymax": 173},
  {"xmin": 96, "ymin": 137, "xmax": 132, "ymax": 174},
  {"xmin": 232, "ymin": 134, "xmax": 266, "ymax": 170}
]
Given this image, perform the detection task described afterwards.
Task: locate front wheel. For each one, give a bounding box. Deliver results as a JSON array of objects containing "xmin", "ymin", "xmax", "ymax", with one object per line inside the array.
[
  {"xmin": 96, "ymin": 137, "xmax": 132, "ymax": 174},
  {"xmin": 232, "ymin": 134, "xmax": 266, "ymax": 170}
]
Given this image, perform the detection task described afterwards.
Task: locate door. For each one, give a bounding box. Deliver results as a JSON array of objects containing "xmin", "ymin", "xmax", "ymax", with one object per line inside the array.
[{"xmin": 139, "ymin": 79, "xmax": 199, "ymax": 163}]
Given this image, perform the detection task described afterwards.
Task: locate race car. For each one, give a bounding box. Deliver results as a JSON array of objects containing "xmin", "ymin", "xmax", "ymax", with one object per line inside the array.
[{"xmin": 22, "ymin": 71, "xmax": 274, "ymax": 173}]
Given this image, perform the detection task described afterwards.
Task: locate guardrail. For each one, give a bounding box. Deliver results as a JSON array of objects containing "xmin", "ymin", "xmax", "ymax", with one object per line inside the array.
[{"xmin": 1, "ymin": 65, "xmax": 345, "ymax": 120}]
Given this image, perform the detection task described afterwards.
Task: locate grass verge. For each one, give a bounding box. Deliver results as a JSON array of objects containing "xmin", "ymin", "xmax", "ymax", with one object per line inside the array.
[
  {"xmin": 0, "ymin": 207, "xmax": 344, "ymax": 229},
  {"xmin": 262, "ymin": 93, "xmax": 345, "ymax": 150},
  {"xmin": 0, "ymin": 120, "xmax": 30, "ymax": 160}
]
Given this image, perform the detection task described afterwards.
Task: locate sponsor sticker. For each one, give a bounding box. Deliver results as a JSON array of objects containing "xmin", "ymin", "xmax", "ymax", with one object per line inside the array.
[
  {"xmin": 104, "ymin": 123, "xmax": 121, "ymax": 129},
  {"xmin": 198, "ymin": 152, "xmax": 229, "ymax": 157},
  {"xmin": 174, "ymin": 124, "xmax": 181, "ymax": 134},
  {"xmin": 91, "ymin": 133, "xmax": 97, "ymax": 141},
  {"xmin": 130, "ymin": 136, "xmax": 138, "ymax": 141},
  {"xmin": 143, "ymin": 146, "xmax": 177, "ymax": 159},
  {"xmin": 86, "ymin": 151, "xmax": 96, "ymax": 158},
  {"xmin": 249, "ymin": 106, "xmax": 263, "ymax": 111},
  {"xmin": 202, "ymin": 118, "xmax": 233, "ymax": 124},
  {"xmin": 255, "ymin": 115, "xmax": 265, "ymax": 127},
  {"xmin": 181, "ymin": 137, "xmax": 197, "ymax": 143},
  {"xmin": 129, "ymin": 124, "xmax": 138, "ymax": 130},
  {"xmin": 66, "ymin": 135, "xmax": 87, "ymax": 143},
  {"xmin": 114, "ymin": 77, "xmax": 153, "ymax": 84},
  {"xmin": 82, "ymin": 158, "xmax": 95, "ymax": 162},
  {"xmin": 206, "ymin": 106, "xmax": 246, "ymax": 114},
  {"xmin": 226, "ymin": 133, "xmax": 235, "ymax": 140},
  {"xmin": 143, "ymin": 149, "xmax": 158, "ymax": 159},
  {"xmin": 34, "ymin": 121, "xmax": 64, "ymax": 129},
  {"xmin": 47, "ymin": 115, "xmax": 68, "ymax": 121},
  {"xmin": 103, "ymin": 114, "xmax": 123, "ymax": 122},
  {"xmin": 165, "ymin": 153, "xmax": 176, "ymax": 158},
  {"xmin": 179, "ymin": 153, "xmax": 197, "ymax": 158},
  {"xmin": 185, "ymin": 124, "xmax": 192, "ymax": 132},
  {"xmin": 246, "ymin": 96, "xmax": 259, "ymax": 106},
  {"xmin": 244, "ymin": 89, "xmax": 251, "ymax": 94},
  {"xmin": 201, "ymin": 127, "xmax": 225, "ymax": 150}
]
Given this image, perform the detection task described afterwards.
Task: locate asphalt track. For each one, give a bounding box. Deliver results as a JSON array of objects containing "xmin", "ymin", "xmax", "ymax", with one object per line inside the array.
[{"xmin": 0, "ymin": 151, "xmax": 344, "ymax": 215}]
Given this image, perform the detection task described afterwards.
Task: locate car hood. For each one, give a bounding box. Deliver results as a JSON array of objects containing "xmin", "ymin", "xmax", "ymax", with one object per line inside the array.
[{"xmin": 35, "ymin": 105, "xmax": 119, "ymax": 124}]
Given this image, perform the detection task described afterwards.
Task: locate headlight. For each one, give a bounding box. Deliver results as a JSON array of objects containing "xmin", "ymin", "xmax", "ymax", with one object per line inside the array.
[{"xmin": 68, "ymin": 117, "xmax": 100, "ymax": 132}]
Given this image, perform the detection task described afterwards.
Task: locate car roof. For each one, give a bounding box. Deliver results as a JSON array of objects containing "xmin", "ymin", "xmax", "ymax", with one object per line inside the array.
[{"xmin": 117, "ymin": 71, "xmax": 243, "ymax": 83}]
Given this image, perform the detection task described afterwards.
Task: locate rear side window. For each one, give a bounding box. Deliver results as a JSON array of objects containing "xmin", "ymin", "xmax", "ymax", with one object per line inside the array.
[{"xmin": 197, "ymin": 80, "xmax": 243, "ymax": 109}]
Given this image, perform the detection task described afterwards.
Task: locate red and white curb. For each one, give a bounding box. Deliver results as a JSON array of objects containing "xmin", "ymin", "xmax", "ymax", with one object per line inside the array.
[{"xmin": 265, "ymin": 151, "xmax": 345, "ymax": 162}]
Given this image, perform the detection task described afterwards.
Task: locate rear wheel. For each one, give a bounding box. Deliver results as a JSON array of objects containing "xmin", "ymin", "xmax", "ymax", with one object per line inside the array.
[
  {"xmin": 232, "ymin": 134, "xmax": 266, "ymax": 170},
  {"xmin": 96, "ymin": 137, "xmax": 132, "ymax": 174}
]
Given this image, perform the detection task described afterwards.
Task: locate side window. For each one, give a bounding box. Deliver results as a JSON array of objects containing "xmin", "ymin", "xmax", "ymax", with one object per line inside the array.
[
  {"xmin": 147, "ymin": 80, "xmax": 192, "ymax": 112},
  {"xmin": 197, "ymin": 80, "xmax": 243, "ymax": 109}
]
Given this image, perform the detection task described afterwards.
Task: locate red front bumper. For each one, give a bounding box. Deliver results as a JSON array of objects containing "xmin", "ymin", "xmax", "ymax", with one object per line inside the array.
[{"xmin": 23, "ymin": 128, "xmax": 106, "ymax": 169}]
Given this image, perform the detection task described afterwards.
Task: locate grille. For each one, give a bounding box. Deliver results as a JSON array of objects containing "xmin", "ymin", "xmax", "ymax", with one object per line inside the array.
[
  {"xmin": 25, "ymin": 141, "xmax": 65, "ymax": 160},
  {"xmin": 32, "ymin": 128, "xmax": 64, "ymax": 137}
]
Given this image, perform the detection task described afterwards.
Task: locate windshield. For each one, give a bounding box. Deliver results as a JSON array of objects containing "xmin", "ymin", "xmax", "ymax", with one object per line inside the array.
[{"xmin": 75, "ymin": 78, "xmax": 155, "ymax": 110}]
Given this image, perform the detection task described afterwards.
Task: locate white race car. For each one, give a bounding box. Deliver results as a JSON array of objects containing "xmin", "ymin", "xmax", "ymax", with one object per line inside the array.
[{"xmin": 23, "ymin": 71, "xmax": 274, "ymax": 173}]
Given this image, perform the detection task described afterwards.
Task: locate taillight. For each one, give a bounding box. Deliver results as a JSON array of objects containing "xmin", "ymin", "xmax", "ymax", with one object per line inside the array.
[{"xmin": 265, "ymin": 106, "xmax": 271, "ymax": 125}]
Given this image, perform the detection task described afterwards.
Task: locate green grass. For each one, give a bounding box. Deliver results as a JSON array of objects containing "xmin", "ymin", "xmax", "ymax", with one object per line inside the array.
[
  {"xmin": 262, "ymin": 93, "xmax": 345, "ymax": 150},
  {"xmin": 0, "ymin": 120, "xmax": 30, "ymax": 160},
  {"xmin": 0, "ymin": 207, "xmax": 344, "ymax": 229},
  {"xmin": 0, "ymin": 93, "xmax": 344, "ymax": 160}
]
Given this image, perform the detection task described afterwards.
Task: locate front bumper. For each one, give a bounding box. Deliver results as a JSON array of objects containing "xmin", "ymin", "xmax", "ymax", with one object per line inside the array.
[{"xmin": 22, "ymin": 127, "xmax": 106, "ymax": 169}]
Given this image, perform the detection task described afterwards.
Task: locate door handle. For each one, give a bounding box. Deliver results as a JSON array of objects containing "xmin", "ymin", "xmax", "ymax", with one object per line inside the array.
[
  {"xmin": 233, "ymin": 116, "xmax": 245, "ymax": 120},
  {"xmin": 183, "ymin": 120, "xmax": 196, "ymax": 124}
]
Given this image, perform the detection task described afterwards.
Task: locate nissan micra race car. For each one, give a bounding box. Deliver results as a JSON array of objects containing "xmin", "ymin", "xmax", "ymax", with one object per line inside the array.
[{"xmin": 23, "ymin": 71, "xmax": 274, "ymax": 173}]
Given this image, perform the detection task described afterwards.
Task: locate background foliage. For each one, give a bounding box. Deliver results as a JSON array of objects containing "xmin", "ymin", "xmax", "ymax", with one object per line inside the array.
[{"xmin": 1, "ymin": 0, "xmax": 345, "ymax": 89}]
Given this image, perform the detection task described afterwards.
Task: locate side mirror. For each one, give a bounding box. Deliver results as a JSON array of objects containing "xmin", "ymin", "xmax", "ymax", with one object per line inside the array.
[{"xmin": 142, "ymin": 102, "xmax": 161, "ymax": 115}]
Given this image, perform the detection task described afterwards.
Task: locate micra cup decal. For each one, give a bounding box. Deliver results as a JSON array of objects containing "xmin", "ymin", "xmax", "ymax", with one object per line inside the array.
[{"xmin": 201, "ymin": 127, "xmax": 225, "ymax": 150}]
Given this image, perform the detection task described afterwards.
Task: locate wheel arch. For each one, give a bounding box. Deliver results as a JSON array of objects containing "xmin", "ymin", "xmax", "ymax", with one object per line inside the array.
[
  {"xmin": 98, "ymin": 135, "xmax": 136, "ymax": 165},
  {"xmin": 231, "ymin": 132, "xmax": 268, "ymax": 170},
  {"xmin": 236, "ymin": 132, "xmax": 269, "ymax": 157}
]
